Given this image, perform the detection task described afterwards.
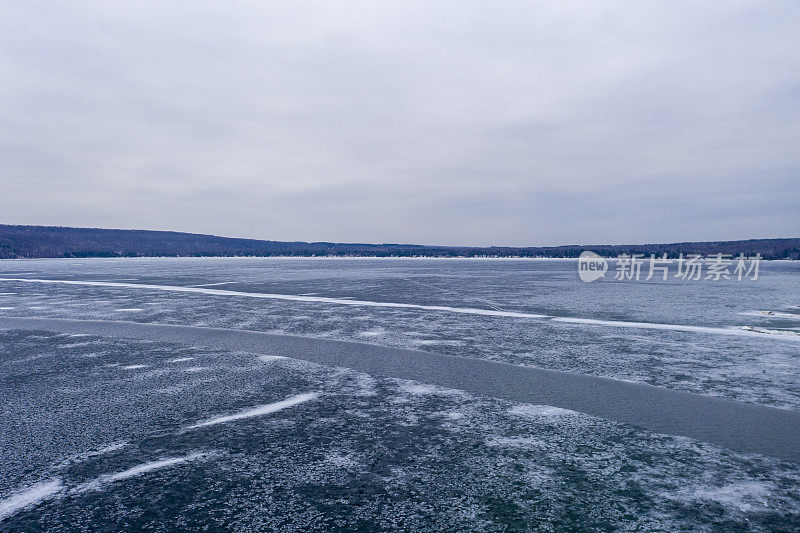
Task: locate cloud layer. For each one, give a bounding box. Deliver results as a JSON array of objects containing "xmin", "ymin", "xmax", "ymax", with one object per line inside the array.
[{"xmin": 2, "ymin": 1, "xmax": 798, "ymax": 245}]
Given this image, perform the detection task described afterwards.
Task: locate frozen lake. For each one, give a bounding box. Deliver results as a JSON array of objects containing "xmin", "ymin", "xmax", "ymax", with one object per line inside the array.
[{"xmin": 1, "ymin": 258, "xmax": 799, "ymax": 530}]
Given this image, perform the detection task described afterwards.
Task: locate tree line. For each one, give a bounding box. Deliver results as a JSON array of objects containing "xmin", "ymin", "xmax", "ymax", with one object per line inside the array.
[{"xmin": 1, "ymin": 225, "xmax": 798, "ymax": 259}]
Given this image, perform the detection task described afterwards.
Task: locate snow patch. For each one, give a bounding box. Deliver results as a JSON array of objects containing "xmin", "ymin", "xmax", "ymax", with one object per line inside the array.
[
  {"xmin": 358, "ymin": 328, "xmax": 386, "ymax": 337},
  {"xmin": 168, "ymin": 357, "xmax": 195, "ymax": 363},
  {"xmin": 75, "ymin": 452, "xmax": 212, "ymax": 493},
  {"xmin": 486, "ymin": 436, "xmax": 546, "ymax": 449},
  {"xmin": 258, "ymin": 354, "xmax": 288, "ymax": 363},
  {"xmin": 325, "ymin": 452, "xmax": 359, "ymax": 469},
  {"xmin": 676, "ymin": 481, "xmax": 773, "ymax": 512},
  {"xmin": 55, "ymin": 442, "xmax": 128, "ymax": 469},
  {"xmin": 741, "ymin": 310, "xmax": 800, "ymax": 320},
  {"xmin": 59, "ymin": 342, "xmax": 92, "ymax": 348},
  {"xmin": 0, "ymin": 479, "xmax": 63, "ymax": 521},
  {"xmin": 352, "ymin": 373, "xmax": 377, "ymax": 396},
  {"xmin": 739, "ymin": 325, "xmax": 800, "ymax": 337},
  {"xmin": 185, "ymin": 392, "xmax": 318, "ymax": 429},
  {"xmin": 397, "ymin": 380, "xmax": 464, "ymax": 397},
  {"xmin": 509, "ymin": 404, "xmax": 578, "ymax": 419}
]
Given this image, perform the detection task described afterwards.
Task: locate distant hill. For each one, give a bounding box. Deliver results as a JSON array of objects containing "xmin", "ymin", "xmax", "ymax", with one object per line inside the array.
[{"xmin": 0, "ymin": 225, "xmax": 798, "ymax": 259}]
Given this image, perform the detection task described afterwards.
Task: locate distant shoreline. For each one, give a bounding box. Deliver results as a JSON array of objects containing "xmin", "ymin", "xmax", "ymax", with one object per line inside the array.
[
  {"xmin": 1, "ymin": 255, "xmax": 798, "ymax": 261},
  {"xmin": 2, "ymin": 224, "xmax": 799, "ymax": 260}
]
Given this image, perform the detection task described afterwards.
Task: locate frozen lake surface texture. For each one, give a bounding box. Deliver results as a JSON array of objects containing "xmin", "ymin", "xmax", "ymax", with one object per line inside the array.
[{"xmin": 1, "ymin": 257, "xmax": 799, "ymax": 531}]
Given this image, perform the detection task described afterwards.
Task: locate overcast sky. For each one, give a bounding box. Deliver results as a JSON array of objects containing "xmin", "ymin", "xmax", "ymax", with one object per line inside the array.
[{"xmin": 1, "ymin": 1, "xmax": 798, "ymax": 246}]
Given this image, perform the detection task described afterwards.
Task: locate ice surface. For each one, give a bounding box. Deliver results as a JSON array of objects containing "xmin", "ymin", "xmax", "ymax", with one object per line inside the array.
[
  {"xmin": 3, "ymin": 277, "xmax": 799, "ymax": 343},
  {"xmin": 1, "ymin": 259, "xmax": 800, "ymax": 530}
]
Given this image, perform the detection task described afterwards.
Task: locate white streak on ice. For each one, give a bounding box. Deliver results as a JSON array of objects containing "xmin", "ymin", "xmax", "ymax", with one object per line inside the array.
[
  {"xmin": 0, "ymin": 479, "xmax": 63, "ymax": 521},
  {"xmin": 185, "ymin": 392, "xmax": 318, "ymax": 429},
  {"xmin": 358, "ymin": 328, "xmax": 386, "ymax": 337},
  {"xmin": 55, "ymin": 442, "xmax": 128, "ymax": 469},
  {"xmin": 168, "ymin": 357, "xmax": 195, "ymax": 363},
  {"xmin": 550, "ymin": 317, "xmax": 800, "ymax": 340},
  {"xmin": 509, "ymin": 404, "xmax": 578, "ymax": 419},
  {"xmin": 258, "ymin": 354, "xmax": 288, "ymax": 362},
  {"xmin": 2, "ymin": 277, "xmax": 799, "ymax": 342},
  {"xmin": 75, "ymin": 452, "xmax": 212, "ymax": 493},
  {"xmin": 106, "ymin": 454, "xmax": 206, "ymax": 482},
  {"xmin": 0, "ymin": 278, "xmax": 550, "ymax": 318},
  {"xmin": 739, "ymin": 325, "xmax": 800, "ymax": 337},
  {"xmin": 741, "ymin": 310, "xmax": 800, "ymax": 320},
  {"xmin": 122, "ymin": 364, "xmax": 148, "ymax": 370}
]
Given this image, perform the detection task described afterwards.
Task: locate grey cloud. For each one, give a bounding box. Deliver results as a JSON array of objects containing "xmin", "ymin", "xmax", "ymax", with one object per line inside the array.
[{"xmin": 1, "ymin": 1, "xmax": 798, "ymax": 245}]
